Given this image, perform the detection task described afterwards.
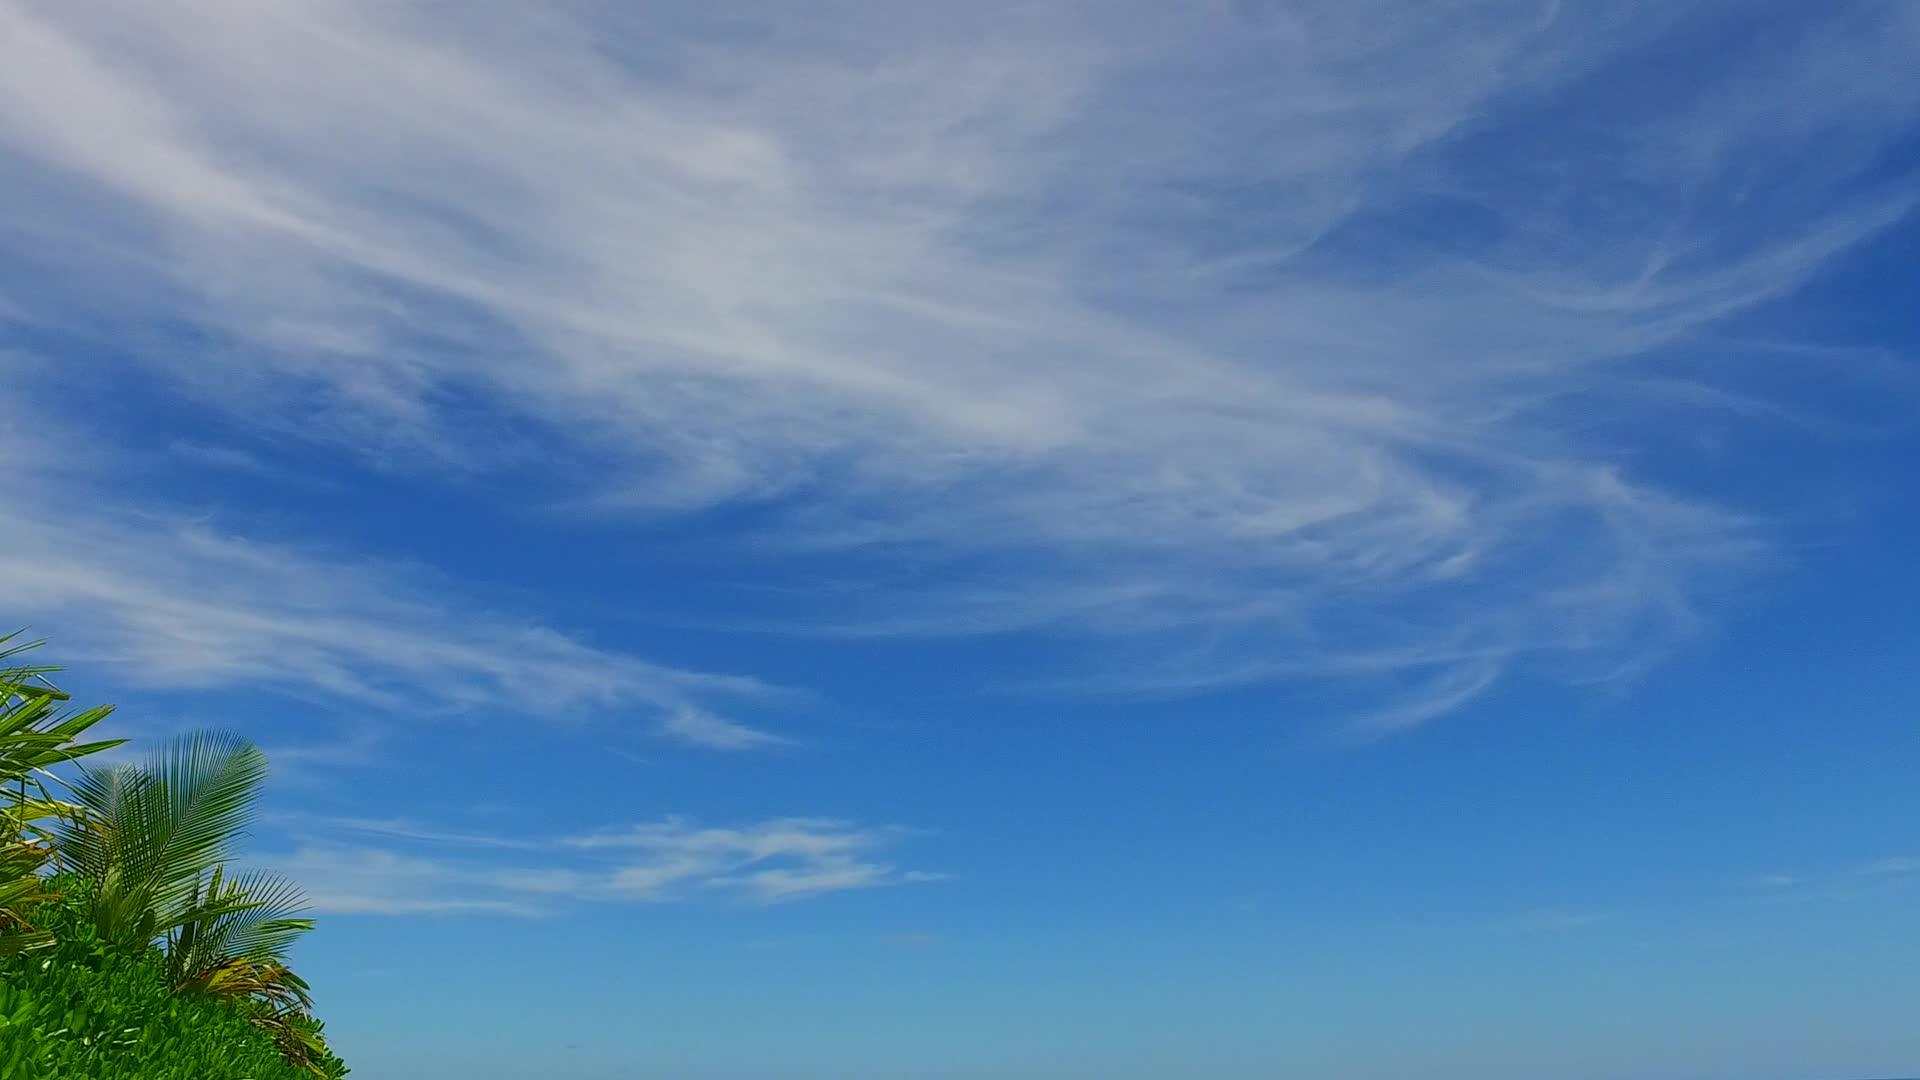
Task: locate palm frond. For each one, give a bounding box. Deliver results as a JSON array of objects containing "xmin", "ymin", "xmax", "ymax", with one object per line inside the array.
[
  {"xmin": 167, "ymin": 865, "xmax": 314, "ymax": 983},
  {"xmin": 0, "ymin": 634, "xmax": 122, "ymax": 953},
  {"xmin": 153, "ymin": 730, "xmax": 271, "ymax": 877},
  {"xmin": 247, "ymin": 998, "xmax": 340, "ymax": 1078},
  {"xmin": 181, "ymin": 956, "xmax": 315, "ymax": 1012},
  {"xmin": 59, "ymin": 730, "xmax": 272, "ymax": 948},
  {"xmin": 0, "ymin": 848, "xmax": 58, "ymax": 955}
]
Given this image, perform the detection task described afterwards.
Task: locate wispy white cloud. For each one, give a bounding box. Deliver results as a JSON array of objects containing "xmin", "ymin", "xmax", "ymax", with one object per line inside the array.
[
  {"xmin": 260, "ymin": 846, "xmax": 551, "ymax": 918},
  {"xmin": 0, "ymin": 488, "xmax": 790, "ymax": 742},
  {"xmin": 1857, "ymin": 855, "xmax": 1920, "ymax": 880},
  {"xmin": 659, "ymin": 706, "xmax": 793, "ymax": 752},
  {"xmin": 1337, "ymin": 660, "xmax": 1507, "ymax": 742},
  {"xmin": 0, "ymin": 388, "xmax": 795, "ymax": 749},
  {"xmin": 255, "ymin": 729, "xmax": 389, "ymax": 785},
  {"xmin": 264, "ymin": 814, "xmax": 939, "ymax": 915},
  {"xmin": 2, "ymin": 1, "xmax": 1916, "ymax": 725},
  {"xmin": 266, "ymin": 815, "xmax": 541, "ymax": 851},
  {"xmin": 1743, "ymin": 854, "xmax": 1920, "ymax": 904},
  {"xmin": 166, "ymin": 439, "xmax": 338, "ymax": 490}
]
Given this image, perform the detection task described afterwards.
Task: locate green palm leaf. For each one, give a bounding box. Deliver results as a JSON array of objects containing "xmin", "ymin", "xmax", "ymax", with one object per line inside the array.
[
  {"xmin": 0, "ymin": 637, "xmax": 337, "ymax": 1074},
  {"xmin": 59, "ymin": 730, "xmax": 273, "ymax": 948},
  {"xmin": 0, "ymin": 631, "xmax": 122, "ymax": 954},
  {"xmin": 169, "ymin": 864, "xmax": 314, "ymax": 986}
]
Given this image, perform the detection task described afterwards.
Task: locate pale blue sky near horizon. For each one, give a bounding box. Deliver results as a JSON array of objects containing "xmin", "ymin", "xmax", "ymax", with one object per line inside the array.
[{"xmin": 3, "ymin": 2, "xmax": 1920, "ymax": 1078}]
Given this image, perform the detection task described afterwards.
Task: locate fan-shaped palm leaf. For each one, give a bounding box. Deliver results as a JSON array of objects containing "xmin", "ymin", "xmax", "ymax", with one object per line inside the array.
[
  {"xmin": 169, "ymin": 864, "xmax": 315, "ymax": 986},
  {"xmin": 58, "ymin": 730, "xmax": 271, "ymax": 948}
]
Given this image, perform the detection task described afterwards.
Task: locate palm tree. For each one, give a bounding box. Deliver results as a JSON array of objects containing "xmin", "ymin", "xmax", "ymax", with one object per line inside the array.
[
  {"xmin": 57, "ymin": 730, "xmax": 330, "ymax": 1073},
  {"xmin": 0, "ymin": 632, "xmax": 122, "ymax": 957}
]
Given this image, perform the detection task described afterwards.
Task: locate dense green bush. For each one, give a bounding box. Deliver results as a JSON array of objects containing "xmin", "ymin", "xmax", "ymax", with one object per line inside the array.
[
  {"xmin": 0, "ymin": 888, "xmax": 347, "ymax": 1080},
  {"xmin": 0, "ymin": 640, "xmax": 346, "ymax": 1078}
]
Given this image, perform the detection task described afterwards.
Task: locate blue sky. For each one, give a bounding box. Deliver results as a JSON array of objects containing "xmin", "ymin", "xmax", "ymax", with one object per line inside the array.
[{"xmin": 3, "ymin": 1, "xmax": 1920, "ymax": 1077}]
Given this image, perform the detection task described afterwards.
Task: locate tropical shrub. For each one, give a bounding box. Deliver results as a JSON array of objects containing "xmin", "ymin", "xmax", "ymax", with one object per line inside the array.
[
  {"xmin": 0, "ymin": 885, "xmax": 345, "ymax": 1080},
  {"xmin": 55, "ymin": 733, "xmax": 343, "ymax": 1074},
  {"xmin": 0, "ymin": 637, "xmax": 347, "ymax": 1077},
  {"xmin": 0, "ymin": 634, "xmax": 120, "ymax": 958}
]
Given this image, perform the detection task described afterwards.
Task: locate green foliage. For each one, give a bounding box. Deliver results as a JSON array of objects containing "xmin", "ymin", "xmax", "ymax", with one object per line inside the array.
[
  {"xmin": 0, "ymin": 638, "xmax": 347, "ymax": 1077},
  {"xmin": 56, "ymin": 732, "xmax": 343, "ymax": 1074},
  {"xmin": 0, "ymin": 889, "xmax": 346, "ymax": 1080},
  {"xmin": 170, "ymin": 865, "xmax": 314, "ymax": 1002},
  {"xmin": 0, "ymin": 633, "xmax": 122, "ymax": 958},
  {"xmin": 58, "ymin": 731, "xmax": 286, "ymax": 952}
]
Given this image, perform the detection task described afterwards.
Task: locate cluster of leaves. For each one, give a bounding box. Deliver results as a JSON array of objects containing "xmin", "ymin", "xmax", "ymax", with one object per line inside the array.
[
  {"xmin": 0, "ymin": 635, "xmax": 118, "ymax": 958},
  {"xmin": 0, "ymin": 886, "xmax": 346, "ymax": 1080},
  {"xmin": 0, "ymin": 635, "xmax": 347, "ymax": 1077}
]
